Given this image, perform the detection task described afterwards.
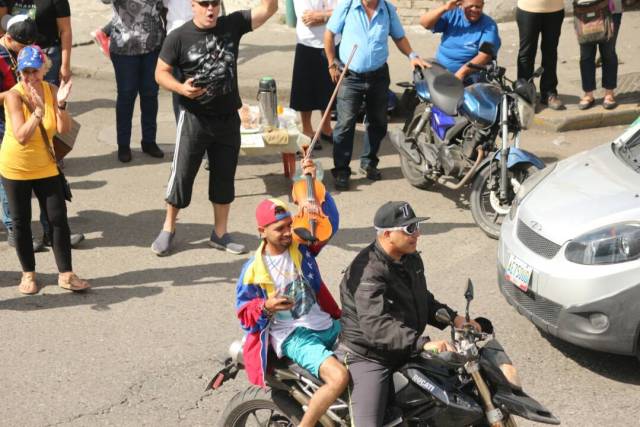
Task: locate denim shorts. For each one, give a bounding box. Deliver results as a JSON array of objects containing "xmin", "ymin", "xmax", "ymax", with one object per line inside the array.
[{"xmin": 281, "ymin": 319, "xmax": 341, "ymax": 378}]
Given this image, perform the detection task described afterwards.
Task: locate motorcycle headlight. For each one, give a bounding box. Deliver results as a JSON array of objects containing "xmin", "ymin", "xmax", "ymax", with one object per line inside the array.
[
  {"xmin": 516, "ymin": 95, "xmax": 535, "ymax": 130},
  {"xmin": 565, "ymin": 223, "xmax": 640, "ymax": 265},
  {"xmin": 508, "ymin": 163, "xmax": 557, "ymax": 220}
]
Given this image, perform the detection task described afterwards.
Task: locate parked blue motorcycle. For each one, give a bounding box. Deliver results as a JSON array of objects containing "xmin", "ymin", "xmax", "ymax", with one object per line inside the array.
[{"xmin": 390, "ymin": 46, "xmax": 544, "ymax": 239}]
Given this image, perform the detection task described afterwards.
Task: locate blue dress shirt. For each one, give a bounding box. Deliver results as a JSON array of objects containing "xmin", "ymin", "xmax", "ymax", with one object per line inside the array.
[
  {"xmin": 326, "ymin": 0, "xmax": 405, "ymax": 73},
  {"xmin": 433, "ymin": 8, "xmax": 501, "ymax": 74}
]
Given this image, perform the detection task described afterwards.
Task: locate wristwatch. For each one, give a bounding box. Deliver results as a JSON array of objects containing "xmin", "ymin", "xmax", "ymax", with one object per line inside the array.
[
  {"xmin": 58, "ymin": 101, "xmax": 67, "ymax": 110},
  {"xmin": 409, "ymin": 52, "xmax": 420, "ymax": 60}
]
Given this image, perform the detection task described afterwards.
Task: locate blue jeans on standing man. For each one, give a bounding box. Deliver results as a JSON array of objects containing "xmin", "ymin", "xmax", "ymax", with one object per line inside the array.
[
  {"xmin": 332, "ymin": 64, "xmax": 390, "ymax": 176},
  {"xmin": 110, "ymin": 50, "xmax": 160, "ymax": 150}
]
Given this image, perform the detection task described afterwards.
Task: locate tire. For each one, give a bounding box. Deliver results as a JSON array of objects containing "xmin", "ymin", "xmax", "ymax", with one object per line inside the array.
[
  {"xmin": 470, "ymin": 162, "xmax": 537, "ymax": 239},
  {"xmin": 218, "ymin": 387, "xmax": 304, "ymax": 427},
  {"xmin": 399, "ymin": 103, "xmax": 433, "ymax": 190}
]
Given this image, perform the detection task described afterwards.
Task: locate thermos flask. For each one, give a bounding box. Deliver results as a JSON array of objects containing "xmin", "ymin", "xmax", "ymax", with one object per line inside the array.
[{"xmin": 257, "ymin": 77, "xmax": 278, "ymax": 128}]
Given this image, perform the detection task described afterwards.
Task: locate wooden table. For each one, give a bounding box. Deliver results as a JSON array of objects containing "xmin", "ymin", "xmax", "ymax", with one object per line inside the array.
[{"xmin": 240, "ymin": 127, "xmax": 310, "ymax": 178}]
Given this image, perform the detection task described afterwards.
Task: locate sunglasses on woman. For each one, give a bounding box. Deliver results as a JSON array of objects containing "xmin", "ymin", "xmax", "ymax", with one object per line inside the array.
[{"xmin": 197, "ymin": 0, "xmax": 220, "ymax": 7}]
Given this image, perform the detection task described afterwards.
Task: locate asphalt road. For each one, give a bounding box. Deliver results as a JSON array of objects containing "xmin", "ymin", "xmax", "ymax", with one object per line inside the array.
[{"xmin": 0, "ymin": 72, "xmax": 638, "ymax": 426}]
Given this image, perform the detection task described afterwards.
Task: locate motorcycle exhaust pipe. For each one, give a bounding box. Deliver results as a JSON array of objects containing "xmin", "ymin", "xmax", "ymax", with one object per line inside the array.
[
  {"xmin": 436, "ymin": 147, "xmax": 485, "ymax": 190},
  {"xmin": 289, "ymin": 388, "xmax": 335, "ymax": 427},
  {"xmin": 388, "ymin": 128, "xmax": 422, "ymax": 165}
]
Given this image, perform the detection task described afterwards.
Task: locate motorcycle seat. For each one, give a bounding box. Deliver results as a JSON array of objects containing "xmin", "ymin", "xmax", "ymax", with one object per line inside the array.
[
  {"xmin": 424, "ymin": 62, "xmax": 464, "ymax": 116},
  {"xmin": 272, "ymin": 356, "xmax": 324, "ymax": 387}
]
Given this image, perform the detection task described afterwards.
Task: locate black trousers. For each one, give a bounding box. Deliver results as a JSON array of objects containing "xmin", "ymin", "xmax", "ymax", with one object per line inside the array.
[
  {"xmin": 165, "ymin": 110, "xmax": 241, "ymax": 208},
  {"xmin": 516, "ymin": 8, "xmax": 565, "ymax": 98},
  {"xmin": 1, "ymin": 175, "xmax": 72, "ymax": 272},
  {"xmin": 579, "ymin": 13, "xmax": 622, "ymax": 92}
]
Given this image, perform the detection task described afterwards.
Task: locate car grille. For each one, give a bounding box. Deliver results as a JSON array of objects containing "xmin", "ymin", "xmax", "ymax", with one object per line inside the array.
[
  {"xmin": 502, "ymin": 282, "xmax": 562, "ymax": 327},
  {"xmin": 517, "ymin": 220, "xmax": 562, "ymax": 259}
]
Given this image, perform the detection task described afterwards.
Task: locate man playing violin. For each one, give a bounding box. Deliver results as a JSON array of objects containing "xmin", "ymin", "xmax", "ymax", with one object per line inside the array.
[{"xmin": 235, "ymin": 159, "xmax": 347, "ymax": 427}]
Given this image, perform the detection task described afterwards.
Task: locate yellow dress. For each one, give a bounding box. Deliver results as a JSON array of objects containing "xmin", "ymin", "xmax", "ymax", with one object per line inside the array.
[{"xmin": 0, "ymin": 81, "xmax": 58, "ymax": 180}]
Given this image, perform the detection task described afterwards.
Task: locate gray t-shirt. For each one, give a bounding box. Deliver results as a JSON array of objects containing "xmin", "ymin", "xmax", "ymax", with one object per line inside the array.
[{"xmin": 110, "ymin": 0, "xmax": 165, "ymax": 56}]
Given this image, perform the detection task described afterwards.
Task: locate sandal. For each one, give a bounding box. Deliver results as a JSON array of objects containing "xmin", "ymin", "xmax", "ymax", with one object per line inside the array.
[
  {"xmin": 18, "ymin": 272, "xmax": 39, "ymax": 295},
  {"xmin": 578, "ymin": 96, "xmax": 595, "ymax": 110},
  {"xmin": 603, "ymin": 95, "xmax": 618, "ymax": 110},
  {"xmin": 58, "ymin": 273, "xmax": 91, "ymax": 292}
]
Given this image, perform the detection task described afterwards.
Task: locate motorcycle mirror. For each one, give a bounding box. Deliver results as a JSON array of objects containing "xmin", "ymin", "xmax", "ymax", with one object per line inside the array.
[
  {"xmin": 464, "ymin": 279, "xmax": 474, "ymax": 322},
  {"xmin": 435, "ymin": 308, "xmax": 453, "ymax": 325},
  {"xmin": 533, "ymin": 66, "xmax": 544, "ymax": 78},
  {"xmin": 479, "ymin": 42, "xmax": 495, "ymax": 57}
]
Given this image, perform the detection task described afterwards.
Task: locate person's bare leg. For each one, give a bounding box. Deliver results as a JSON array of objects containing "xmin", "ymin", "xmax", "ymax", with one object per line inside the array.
[
  {"xmin": 298, "ymin": 357, "xmax": 349, "ymax": 427},
  {"xmin": 300, "ymin": 111, "xmax": 314, "ymax": 138},
  {"xmin": 320, "ymin": 109, "xmax": 333, "ymax": 136},
  {"xmin": 213, "ymin": 202, "xmax": 230, "ymax": 238},
  {"xmin": 163, "ymin": 203, "xmax": 180, "ymax": 232}
]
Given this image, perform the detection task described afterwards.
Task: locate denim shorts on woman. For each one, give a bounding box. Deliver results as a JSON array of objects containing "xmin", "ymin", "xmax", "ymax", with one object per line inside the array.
[{"xmin": 281, "ymin": 319, "xmax": 341, "ymax": 378}]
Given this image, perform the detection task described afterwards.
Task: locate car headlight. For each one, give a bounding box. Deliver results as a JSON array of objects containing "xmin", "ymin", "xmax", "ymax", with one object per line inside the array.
[
  {"xmin": 516, "ymin": 95, "xmax": 535, "ymax": 130},
  {"xmin": 565, "ymin": 222, "xmax": 640, "ymax": 265},
  {"xmin": 508, "ymin": 163, "xmax": 557, "ymax": 220}
]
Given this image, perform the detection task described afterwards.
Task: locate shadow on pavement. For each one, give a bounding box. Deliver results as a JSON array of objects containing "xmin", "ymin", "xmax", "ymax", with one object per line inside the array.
[
  {"xmin": 237, "ymin": 43, "xmax": 295, "ymax": 66},
  {"xmin": 540, "ymin": 330, "xmax": 640, "ymax": 385},
  {"xmin": 63, "ymin": 151, "xmax": 170, "ymax": 178},
  {"xmin": 71, "ymin": 209, "xmax": 255, "ymax": 253},
  {"xmin": 0, "ymin": 284, "xmax": 163, "ymax": 311},
  {"xmin": 71, "ymin": 98, "xmax": 116, "ymax": 116}
]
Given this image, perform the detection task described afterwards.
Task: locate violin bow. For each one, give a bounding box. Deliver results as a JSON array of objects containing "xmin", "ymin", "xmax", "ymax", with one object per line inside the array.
[{"xmin": 302, "ymin": 44, "xmax": 358, "ymax": 161}]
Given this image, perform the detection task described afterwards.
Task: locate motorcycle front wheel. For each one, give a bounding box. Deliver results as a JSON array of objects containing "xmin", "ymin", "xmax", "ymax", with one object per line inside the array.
[
  {"xmin": 470, "ymin": 163, "xmax": 537, "ymax": 239},
  {"xmin": 218, "ymin": 387, "xmax": 304, "ymax": 427}
]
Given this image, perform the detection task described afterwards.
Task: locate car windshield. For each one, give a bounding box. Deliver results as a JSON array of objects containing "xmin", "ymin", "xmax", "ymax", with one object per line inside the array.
[{"xmin": 614, "ymin": 128, "xmax": 640, "ymax": 173}]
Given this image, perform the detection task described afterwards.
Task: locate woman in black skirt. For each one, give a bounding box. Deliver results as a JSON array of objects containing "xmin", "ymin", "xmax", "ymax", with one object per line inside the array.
[{"xmin": 290, "ymin": 0, "xmax": 338, "ymax": 149}]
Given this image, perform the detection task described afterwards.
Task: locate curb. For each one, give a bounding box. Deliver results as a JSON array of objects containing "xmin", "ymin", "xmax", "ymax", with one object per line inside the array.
[{"xmin": 533, "ymin": 103, "xmax": 640, "ymax": 132}]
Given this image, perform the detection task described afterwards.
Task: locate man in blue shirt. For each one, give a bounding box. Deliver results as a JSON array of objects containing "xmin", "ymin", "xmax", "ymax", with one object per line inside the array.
[
  {"xmin": 420, "ymin": 0, "xmax": 500, "ymax": 84},
  {"xmin": 324, "ymin": 0, "xmax": 427, "ymax": 191}
]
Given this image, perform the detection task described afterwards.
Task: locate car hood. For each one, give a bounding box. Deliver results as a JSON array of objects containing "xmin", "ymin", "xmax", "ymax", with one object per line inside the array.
[{"xmin": 518, "ymin": 143, "xmax": 640, "ymax": 244}]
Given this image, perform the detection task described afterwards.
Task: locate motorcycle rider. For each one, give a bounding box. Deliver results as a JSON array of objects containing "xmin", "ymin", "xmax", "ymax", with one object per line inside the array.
[
  {"xmin": 235, "ymin": 159, "xmax": 348, "ymax": 427},
  {"xmin": 337, "ymin": 201, "xmax": 517, "ymax": 425},
  {"xmin": 419, "ymin": 0, "xmax": 500, "ymax": 84}
]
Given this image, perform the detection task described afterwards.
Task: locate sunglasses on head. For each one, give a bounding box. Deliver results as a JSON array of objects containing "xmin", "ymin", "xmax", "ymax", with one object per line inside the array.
[
  {"xmin": 378, "ymin": 222, "xmax": 420, "ymax": 235},
  {"xmin": 197, "ymin": 0, "xmax": 220, "ymax": 7}
]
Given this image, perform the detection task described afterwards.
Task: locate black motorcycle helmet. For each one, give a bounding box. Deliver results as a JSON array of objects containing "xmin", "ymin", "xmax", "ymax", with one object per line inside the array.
[{"xmin": 513, "ymin": 78, "xmax": 536, "ymax": 104}]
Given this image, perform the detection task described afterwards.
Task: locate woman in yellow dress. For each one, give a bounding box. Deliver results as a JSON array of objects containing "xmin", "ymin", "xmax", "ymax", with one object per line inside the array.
[{"xmin": 0, "ymin": 45, "xmax": 89, "ymax": 294}]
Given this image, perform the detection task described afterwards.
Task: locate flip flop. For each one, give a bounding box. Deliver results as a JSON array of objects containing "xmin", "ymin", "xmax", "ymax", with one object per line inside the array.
[
  {"xmin": 58, "ymin": 273, "xmax": 91, "ymax": 292},
  {"xmin": 18, "ymin": 273, "xmax": 39, "ymax": 295}
]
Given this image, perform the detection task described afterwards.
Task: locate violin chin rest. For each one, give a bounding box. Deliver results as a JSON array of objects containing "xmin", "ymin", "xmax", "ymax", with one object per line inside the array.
[{"xmin": 293, "ymin": 227, "xmax": 318, "ymax": 243}]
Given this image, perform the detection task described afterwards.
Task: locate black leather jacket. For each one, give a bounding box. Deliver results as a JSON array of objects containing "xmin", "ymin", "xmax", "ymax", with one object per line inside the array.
[{"xmin": 339, "ymin": 240, "xmax": 457, "ymax": 364}]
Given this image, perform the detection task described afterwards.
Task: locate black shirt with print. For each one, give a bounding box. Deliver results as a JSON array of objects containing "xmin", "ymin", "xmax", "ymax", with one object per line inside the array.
[
  {"xmin": 159, "ymin": 11, "xmax": 253, "ymax": 116},
  {"xmin": 0, "ymin": 0, "xmax": 70, "ymax": 48}
]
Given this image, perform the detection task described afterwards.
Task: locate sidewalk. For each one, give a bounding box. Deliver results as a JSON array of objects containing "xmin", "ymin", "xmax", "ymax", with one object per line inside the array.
[{"xmin": 70, "ymin": 1, "xmax": 640, "ymax": 132}]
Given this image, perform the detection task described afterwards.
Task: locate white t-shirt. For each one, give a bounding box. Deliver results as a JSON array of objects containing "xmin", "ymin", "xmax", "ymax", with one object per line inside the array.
[
  {"xmin": 263, "ymin": 251, "xmax": 333, "ymax": 357},
  {"xmin": 163, "ymin": 0, "xmax": 194, "ymax": 34},
  {"xmin": 294, "ymin": 0, "xmax": 340, "ymax": 48}
]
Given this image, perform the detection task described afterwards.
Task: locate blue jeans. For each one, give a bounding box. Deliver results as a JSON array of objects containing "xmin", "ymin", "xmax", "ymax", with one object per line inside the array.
[
  {"xmin": 111, "ymin": 50, "xmax": 160, "ymax": 148},
  {"xmin": 43, "ymin": 45, "xmax": 62, "ymax": 86},
  {"xmin": 332, "ymin": 64, "xmax": 390, "ymax": 174}
]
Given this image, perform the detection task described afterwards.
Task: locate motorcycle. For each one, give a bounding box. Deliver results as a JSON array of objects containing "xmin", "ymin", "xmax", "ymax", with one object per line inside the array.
[
  {"xmin": 390, "ymin": 44, "xmax": 545, "ymax": 239},
  {"xmin": 209, "ymin": 279, "xmax": 560, "ymax": 426}
]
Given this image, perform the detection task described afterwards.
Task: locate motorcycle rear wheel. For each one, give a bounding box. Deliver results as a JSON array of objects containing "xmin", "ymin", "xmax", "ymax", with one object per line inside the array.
[
  {"xmin": 218, "ymin": 387, "xmax": 304, "ymax": 427},
  {"xmin": 470, "ymin": 163, "xmax": 536, "ymax": 239}
]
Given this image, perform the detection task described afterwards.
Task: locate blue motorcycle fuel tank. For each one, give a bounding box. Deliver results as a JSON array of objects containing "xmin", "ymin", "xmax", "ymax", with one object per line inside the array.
[{"xmin": 460, "ymin": 83, "xmax": 502, "ymax": 128}]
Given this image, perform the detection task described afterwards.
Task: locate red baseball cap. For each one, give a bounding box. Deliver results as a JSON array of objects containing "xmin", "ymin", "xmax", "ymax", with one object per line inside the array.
[{"xmin": 256, "ymin": 198, "xmax": 291, "ymax": 227}]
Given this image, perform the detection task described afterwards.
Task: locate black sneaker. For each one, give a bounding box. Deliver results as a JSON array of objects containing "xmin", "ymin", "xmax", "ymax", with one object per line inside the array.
[
  {"xmin": 43, "ymin": 232, "xmax": 85, "ymax": 248},
  {"xmin": 142, "ymin": 143, "xmax": 165, "ymax": 158},
  {"xmin": 360, "ymin": 165, "xmax": 382, "ymax": 181},
  {"xmin": 32, "ymin": 237, "xmax": 45, "ymax": 253},
  {"xmin": 118, "ymin": 146, "xmax": 132, "ymax": 163},
  {"xmin": 334, "ymin": 172, "xmax": 350, "ymax": 191}
]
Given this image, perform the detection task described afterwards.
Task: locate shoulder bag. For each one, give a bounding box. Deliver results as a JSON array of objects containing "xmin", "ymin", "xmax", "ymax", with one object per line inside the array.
[{"xmin": 573, "ymin": 0, "xmax": 614, "ymax": 44}]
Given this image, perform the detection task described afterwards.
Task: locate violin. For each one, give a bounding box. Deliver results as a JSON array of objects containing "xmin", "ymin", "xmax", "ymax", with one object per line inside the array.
[{"xmin": 290, "ymin": 45, "xmax": 358, "ymax": 245}]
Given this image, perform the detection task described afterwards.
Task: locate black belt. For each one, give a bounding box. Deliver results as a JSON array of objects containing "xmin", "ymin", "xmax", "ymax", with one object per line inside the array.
[{"xmin": 346, "ymin": 64, "xmax": 388, "ymax": 79}]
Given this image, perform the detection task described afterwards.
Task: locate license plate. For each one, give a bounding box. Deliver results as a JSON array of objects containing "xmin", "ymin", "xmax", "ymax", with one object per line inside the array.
[{"xmin": 505, "ymin": 254, "xmax": 533, "ymax": 292}]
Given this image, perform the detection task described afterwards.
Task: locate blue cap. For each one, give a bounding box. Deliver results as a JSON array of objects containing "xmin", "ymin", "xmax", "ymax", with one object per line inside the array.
[{"xmin": 17, "ymin": 45, "xmax": 44, "ymax": 72}]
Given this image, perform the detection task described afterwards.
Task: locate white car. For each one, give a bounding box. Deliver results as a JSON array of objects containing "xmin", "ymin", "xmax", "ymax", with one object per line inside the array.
[{"xmin": 498, "ymin": 119, "xmax": 640, "ymax": 358}]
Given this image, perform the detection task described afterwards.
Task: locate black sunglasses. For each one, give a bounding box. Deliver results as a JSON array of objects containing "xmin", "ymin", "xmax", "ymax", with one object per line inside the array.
[{"xmin": 197, "ymin": 0, "xmax": 221, "ymax": 7}]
